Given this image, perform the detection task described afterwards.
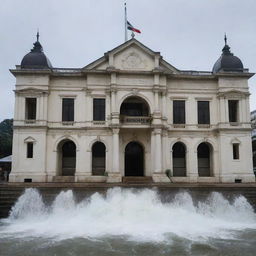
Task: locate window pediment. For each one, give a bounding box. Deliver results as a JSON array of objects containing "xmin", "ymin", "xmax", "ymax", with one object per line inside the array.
[
  {"xmin": 15, "ymin": 87, "xmax": 48, "ymax": 96},
  {"xmin": 217, "ymin": 90, "xmax": 249, "ymax": 99},
  {"xmin": 24, "ymin": 136, "xmax": 36, "ymax": 143}
]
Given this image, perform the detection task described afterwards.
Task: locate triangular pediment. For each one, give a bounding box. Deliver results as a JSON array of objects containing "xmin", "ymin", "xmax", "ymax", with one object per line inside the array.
[{"xmin": 83, "ymin": 39, "xmax": 179, "ymax": 73}]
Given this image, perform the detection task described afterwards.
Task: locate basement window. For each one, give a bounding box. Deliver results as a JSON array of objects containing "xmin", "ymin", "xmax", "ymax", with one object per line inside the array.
[{"xmin": 24, "ymin": 178, "xmax": 32, "ymax": 183}]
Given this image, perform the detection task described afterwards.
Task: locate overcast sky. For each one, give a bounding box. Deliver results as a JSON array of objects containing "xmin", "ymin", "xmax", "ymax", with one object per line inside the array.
[{"xmin": 0, "ymin": 0, "xmax": 255, "ymax": 121}]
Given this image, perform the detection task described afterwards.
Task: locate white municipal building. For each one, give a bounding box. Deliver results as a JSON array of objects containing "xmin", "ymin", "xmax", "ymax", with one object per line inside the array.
[{"xmin": 9, "ymin": 35, "xmax": 255, "ymax": 183}]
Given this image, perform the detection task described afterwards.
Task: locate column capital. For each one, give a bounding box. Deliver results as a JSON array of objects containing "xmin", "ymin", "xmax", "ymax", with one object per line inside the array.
[
  {"xmin": 154, "ymin": 128, "xmax": 162, "ymax": 135},
  {"xmin": 112, "ymin": 128, "xmax": 120, "ymax": 134},
  {"xmin": 162, "ymin": 129, "xmax": 168, "ymax": 137},
  {"xmin": 153, "ymin": 87, "xmax": 160, "ymax": 93}
]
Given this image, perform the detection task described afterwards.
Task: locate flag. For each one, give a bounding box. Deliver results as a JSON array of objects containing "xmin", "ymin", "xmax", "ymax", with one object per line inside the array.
[{"xmin": 127, "ymin": 21, "xmax": 141, "ymax": 33}]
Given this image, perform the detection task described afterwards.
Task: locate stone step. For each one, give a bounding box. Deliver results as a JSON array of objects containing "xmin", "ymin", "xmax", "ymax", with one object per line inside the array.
[
  {"xmin": 52, "ymin": 176, "xmax": 75, "ymax": 182},
  {"xmin": 122, "ymin": 176, "xmax": 153, "ymax": 184}
]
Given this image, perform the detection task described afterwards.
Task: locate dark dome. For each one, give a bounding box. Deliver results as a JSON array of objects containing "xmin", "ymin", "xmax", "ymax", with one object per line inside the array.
[
  {"xmin": 21, "ymin": 38, "xmax": 52, "ymax": 69},
  {"xmin": 212, "ymin": 44, "xmax": 243, "ymax": 73}
]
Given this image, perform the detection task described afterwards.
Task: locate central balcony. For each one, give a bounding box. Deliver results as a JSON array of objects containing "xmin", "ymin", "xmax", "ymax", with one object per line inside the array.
[{"xmin": 120, "ymin": 96, "xmax": 151, "ymax": 126}]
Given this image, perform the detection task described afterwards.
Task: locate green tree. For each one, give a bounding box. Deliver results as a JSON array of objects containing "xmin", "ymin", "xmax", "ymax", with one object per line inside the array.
[{"xmin": 0, "ymin": 119, "xmax": 13, "ymax": 158}]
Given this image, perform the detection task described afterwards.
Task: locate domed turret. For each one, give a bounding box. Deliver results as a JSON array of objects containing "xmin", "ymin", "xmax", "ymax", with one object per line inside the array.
[
  {"xmin": 212, "ymin": 35, "xmax": 244, "ymax": 73},
  {"xmin": 21, "ymin": 32, "xmax": 52, "ymax": 69}
]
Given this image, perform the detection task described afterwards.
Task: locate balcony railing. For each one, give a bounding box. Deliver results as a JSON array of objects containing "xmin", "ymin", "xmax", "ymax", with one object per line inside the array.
[{"xmin": 120, "ymin": 116, "xmax": 151, "ymax": 124}]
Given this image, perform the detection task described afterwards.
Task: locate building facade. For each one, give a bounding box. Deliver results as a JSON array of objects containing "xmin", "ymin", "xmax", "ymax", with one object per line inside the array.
[
  {"xmin": 251, "ymin": 110, "xmax": 256, "ymax": 171},
  {"xmin": 9, "ymin": 36, "xmax": 255, "ymax": 183}
]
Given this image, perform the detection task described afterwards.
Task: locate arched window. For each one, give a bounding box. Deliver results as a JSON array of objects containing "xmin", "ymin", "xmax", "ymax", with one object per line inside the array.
[
  {"xmin": 172, "ymin": 142, "xmax": 186, "ymax": 176},
  {"xmin": 197, "ymin": 142, "xmax": 212, "ymax": 177},
  {"xmin": 59, "ymin": 140, "xmax": 76, "ymax": 176},
  {"xmin": 92, "ymin": 142, "xmax": 106, "ymax": 175},
  {"xmin": 120, "ymin": 96, "xmax": 149, "ymax": 117}
]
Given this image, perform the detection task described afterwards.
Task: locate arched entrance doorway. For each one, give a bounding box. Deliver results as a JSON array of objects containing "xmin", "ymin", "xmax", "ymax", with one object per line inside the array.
[
  {"xmin": 60, "ymin": 140, "xmax": 76, "ymax": 176},
  {"xmin": 92, "ymin": 141, "xmax": 106, "ymax": 176},
  {"xmin": 197, "ymin": 142, "xmax": 212, "ymax": 176},
  {"xmin": 125, "ymin": 142, "xmax": 144, "ymax": 176},
  {"xmin": 172, "ymin": 142, "xmax": 186, "ymax": 176}
]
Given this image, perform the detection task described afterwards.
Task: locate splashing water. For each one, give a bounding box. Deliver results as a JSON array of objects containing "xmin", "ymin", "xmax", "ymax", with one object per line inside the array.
[{"xmin": 1, "ymin": 188, "xmax": 256, "ymax": 242}]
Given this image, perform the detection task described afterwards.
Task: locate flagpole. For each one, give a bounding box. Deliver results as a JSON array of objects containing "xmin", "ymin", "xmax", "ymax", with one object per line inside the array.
[{"xmin": 125, "ymin": 2, "xmax": 128, "ymax": 42}]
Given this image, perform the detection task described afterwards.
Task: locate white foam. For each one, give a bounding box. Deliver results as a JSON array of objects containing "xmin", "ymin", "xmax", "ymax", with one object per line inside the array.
[{"xmin": 1, "ymin": 188, "xmax": 255, "ymax": 242}]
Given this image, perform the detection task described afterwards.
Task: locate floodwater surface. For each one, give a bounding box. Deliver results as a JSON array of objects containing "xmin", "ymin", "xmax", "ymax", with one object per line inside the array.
[{"xmin": 0, "ymin": 188, "xmax": 256, "ymax": 256}]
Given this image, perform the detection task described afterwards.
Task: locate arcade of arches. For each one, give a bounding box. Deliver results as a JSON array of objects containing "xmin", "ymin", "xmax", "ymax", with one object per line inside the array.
[{"xmin": 56, "ymin": 139, "xmax": 214, "ymax": 178}]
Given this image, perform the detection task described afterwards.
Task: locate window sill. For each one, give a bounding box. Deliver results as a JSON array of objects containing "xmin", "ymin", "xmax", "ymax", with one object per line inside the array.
[
  {"xmin": 197, "ymin": 124, "xmax": 211, "ymax": 128},
  {"xmin": 93, "ymin": 121, "xmax": 106, "ymax": 125},
  {"xmin": 173, "ymin": 124, "xmax": 185, "ymax": 128},
  {"xmin": 25, "ymin": 120, "xmax": 36, "ymax": 124},
  {"xmin": 62, "ymin": 121, "xmax": 74, "ymax": 126},
  {"xmin": 230, "ymin": 122, "xmax": 239, "ymax": 126}
]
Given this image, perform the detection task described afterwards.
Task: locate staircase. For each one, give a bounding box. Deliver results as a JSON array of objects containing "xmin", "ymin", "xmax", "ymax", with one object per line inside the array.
[{"xmin": 0, "ymin": 185, "xmax": 24, "ymax": 218}]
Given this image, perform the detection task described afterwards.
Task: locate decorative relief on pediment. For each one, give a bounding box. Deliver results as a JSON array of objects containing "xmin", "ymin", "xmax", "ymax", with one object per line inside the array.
[{"xmin": 121, "ymin": 52, "xmax": 146, "ymax": 70}]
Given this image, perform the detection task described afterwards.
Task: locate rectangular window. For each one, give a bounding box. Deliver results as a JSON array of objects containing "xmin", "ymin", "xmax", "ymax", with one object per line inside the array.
[
  {"xmin": 25, "ymin": 98, "xmax": 37, "ymax": 120},
  {"xmin": 198, "ymin": 101, "xmax": 210, "ymax": 124},
  {"xmin": 228, "ymin": 100, "xmax": 239, "ymax": 122},
  {"xmin": 93, "ymin": 98, "xmax": 105, "ymax": 121},
  {"xmin": 27, "ymin": 142, "xmax": 33, "ymax": 158},
  {"xmin": 62, "ymin": 98, "xmax": 74, "ymax": 122},
  {"xmin": 233, "ymin": 143, "xmax": 239, "ymax": 160},
  {"xmin": 173, "ymin": 100, "xmax": 185, "ymax": 124}
]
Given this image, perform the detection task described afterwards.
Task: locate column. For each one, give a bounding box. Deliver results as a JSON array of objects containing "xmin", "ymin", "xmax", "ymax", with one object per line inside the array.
[
  {"xmin": 14, "ymin": 94, "xmax": 19, "ymax": 120},
  {"xmin": 219, "ymin": 97, "xmax": 226, "ymax": 123},
  {"xmin": 152, "ymin": 129, "xmax": 169, "ymax": 182},
  {"xmin": 151, "ymin": 130, "xmax": 155, "ymax": 174},
  {"xmin": 107, "ymin": 128, "xmax": 122, "ymax": 182},
  {"xmin": 106, "ymin": 90, "xmax": 111, "ymax": 123},
  {"xmin": 162, "ymin": 130, "xmax": 168, "ymax": 171},
  {"xmin": 43, "ymin": 93, "xmax": 48, "ymax": 121},
  {"xmin": 187, "ymin": 141, "xmax": 198, "ymax": 183},
  {"xmin": 154, "ymin": 90, "xmax": 159, "ymax": 112},
  {"xmin": 111, "ymin": 90, "xmax": 116, "ymax": 113},
  {"xmin": 154, "ymin": 129, "xmax": 162, "ymax": 173},
  {"xmin": 112, "ymin": 128, "xmax": 120, "ymax": 172},
  {"xmin": 39, "ymin": 95, "xmax": 44, "ymax": 121},
  {"xmin": 85, "ymin": 89, "xmax": 92, "ymax": 123},
  {"xmin": 162, "ymin": 92, "xmax": 167, "ymax": 118}
]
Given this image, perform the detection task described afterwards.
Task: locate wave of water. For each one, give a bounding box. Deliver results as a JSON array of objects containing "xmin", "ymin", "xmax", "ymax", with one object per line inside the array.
[{"xmin": 1, "ymin": 188, "xmax": 256, "ymax": 242}]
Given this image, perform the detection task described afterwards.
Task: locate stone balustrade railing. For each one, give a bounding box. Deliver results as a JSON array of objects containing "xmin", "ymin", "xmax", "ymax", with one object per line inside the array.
[{"xmin": 120, "ymin": 116, "xmax": 151, "ymax": 124}]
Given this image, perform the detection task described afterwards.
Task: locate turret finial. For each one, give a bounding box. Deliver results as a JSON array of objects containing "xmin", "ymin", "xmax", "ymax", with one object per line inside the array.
[
  {"xmin": 224, "ymin": 33, "xmax": 227, "ymax": 45},
  {"xmin": 36, "ymin": 29, "xmax": 39, "ymax": 42}
]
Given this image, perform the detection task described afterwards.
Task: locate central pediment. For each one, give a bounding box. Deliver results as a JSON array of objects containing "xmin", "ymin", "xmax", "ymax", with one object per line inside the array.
[{"xmin": 83, "ymin": 38, "xmax": 179, "ymax": 74}]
